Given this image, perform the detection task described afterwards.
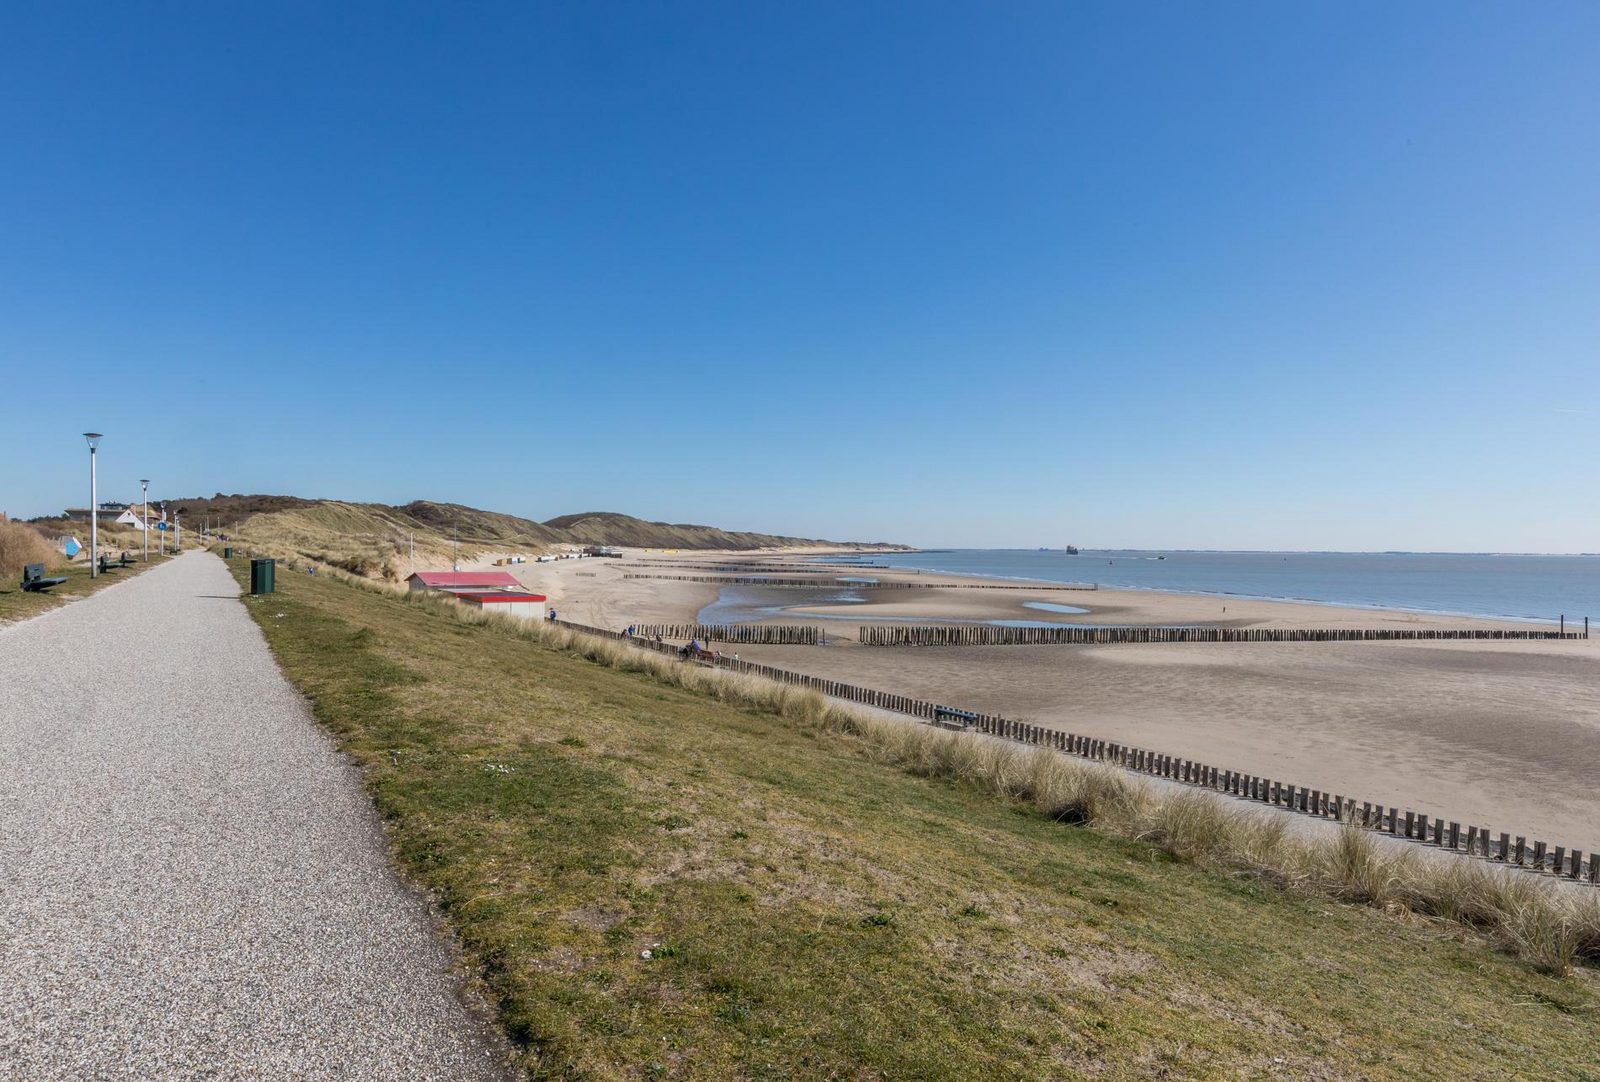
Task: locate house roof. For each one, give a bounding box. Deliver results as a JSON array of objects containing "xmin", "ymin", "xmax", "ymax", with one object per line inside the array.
[
  {"xmin": 450, "ymin": 591, "xmax": 548, "ymax": 604},
  {"xmin": 408, "ymin": 570, "xmax": 522, "ymax": 589}
]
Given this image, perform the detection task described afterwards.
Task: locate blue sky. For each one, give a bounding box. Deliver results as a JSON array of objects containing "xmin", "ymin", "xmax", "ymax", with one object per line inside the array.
[{"xmin": 3, "ymin": 2, "xmax": 1596, "ymax": 549}]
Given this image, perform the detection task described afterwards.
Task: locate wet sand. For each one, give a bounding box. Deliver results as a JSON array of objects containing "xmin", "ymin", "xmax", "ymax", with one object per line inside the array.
[{"xmin": 468, "ymin": 548, "xmax": 1600, "ymax": 851}]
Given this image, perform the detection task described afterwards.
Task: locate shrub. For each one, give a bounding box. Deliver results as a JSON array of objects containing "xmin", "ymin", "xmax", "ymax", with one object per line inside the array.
[{"xmin": 0, "ymin": 521, "xmax": 62, "ymax": 580}]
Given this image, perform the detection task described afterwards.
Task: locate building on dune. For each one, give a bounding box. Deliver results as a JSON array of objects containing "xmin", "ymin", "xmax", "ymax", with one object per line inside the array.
[
  {"xmin": 406, "ymin": 570, "xmax": 547, "ymax": 620},
  {"xmin": 447, "ymin": 590, "xmax": 548, "ymax": 621},
  {"xmin": 406, "ymin": 570, "xmax": 523, "ymax": 593}
]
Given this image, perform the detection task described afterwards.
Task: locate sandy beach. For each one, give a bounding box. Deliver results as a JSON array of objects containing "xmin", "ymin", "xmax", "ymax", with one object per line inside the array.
[{"xmin": 475, "ymin": 548, "xmax": 1600, "ymax": 852}]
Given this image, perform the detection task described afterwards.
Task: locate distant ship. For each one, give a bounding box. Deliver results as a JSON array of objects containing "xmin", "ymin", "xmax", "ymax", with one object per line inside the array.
[{"xmin": 1064, "ymin": 544, "xmax": 1080, "ymax": 555}]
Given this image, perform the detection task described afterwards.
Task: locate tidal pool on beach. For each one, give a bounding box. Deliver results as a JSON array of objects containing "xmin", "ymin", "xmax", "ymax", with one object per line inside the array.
[
  {"xmin": 1022, "ymin": 601, "xmax": 1090, "ymax": 615},
  {"xmin": 698, "ymin": 585, "xmax": 1089, "ymax": 629}
]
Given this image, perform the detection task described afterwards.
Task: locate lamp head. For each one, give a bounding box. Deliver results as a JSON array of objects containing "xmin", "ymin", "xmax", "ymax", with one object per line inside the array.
[{"xmin": 83, "ymin": 432, "xmax": 102, "ymax": 450}]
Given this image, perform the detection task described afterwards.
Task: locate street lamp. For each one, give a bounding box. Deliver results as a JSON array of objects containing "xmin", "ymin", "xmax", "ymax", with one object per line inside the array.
[
  {"xmin": 84, "ymin": 433, "xmax": 102, "ymax": 577},
  {"xmin": 140, "ymin": 479, "xmax": 150, "ymax": 561}
]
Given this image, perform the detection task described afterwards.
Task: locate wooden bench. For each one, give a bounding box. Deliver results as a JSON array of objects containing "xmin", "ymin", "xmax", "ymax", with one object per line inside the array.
[{"xmin": 21, "ymin": 563, "xmax": 68, "ymax": 592}]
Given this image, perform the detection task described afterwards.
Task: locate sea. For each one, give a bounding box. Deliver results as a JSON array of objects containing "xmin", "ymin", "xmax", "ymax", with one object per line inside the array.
[{"xmin": 814, "ymin": 550, "xmax": 1600, "ymax": 625}]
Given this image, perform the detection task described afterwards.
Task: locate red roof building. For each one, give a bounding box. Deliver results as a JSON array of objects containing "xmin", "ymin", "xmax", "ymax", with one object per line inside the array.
[
  {"xmin": 445, "ymin": 590, "xmax": 548, "ymax": 603},
  {"xmin": 407, "ymin": 570, "xmax": 523, "ymax": 592},
  {"xmin": 448, "ymin": 590, "xmax": 547, "ymax": 620}
]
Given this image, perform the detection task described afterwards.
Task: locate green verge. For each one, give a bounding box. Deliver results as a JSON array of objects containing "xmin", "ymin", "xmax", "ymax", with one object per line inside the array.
[
  {"xmin": 0, "ymin": 552, "xmax": 171, "ymax": 624},
  {"xmin": 228, "ymin": 558, "xmax": 1600, "ymax": 1081}
]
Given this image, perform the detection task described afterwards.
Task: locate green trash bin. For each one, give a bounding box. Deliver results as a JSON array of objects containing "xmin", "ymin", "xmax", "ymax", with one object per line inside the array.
[
  {"xmin": 250, "ymin": 558, "xmax": 275, "ymax": 595},
  {"xmin": 223, "ymin": 547, "xmax": 233, "ymax": 559}
]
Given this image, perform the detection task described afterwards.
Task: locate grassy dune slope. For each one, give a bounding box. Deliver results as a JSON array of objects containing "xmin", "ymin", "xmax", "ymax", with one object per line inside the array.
[
  {"xmin": 176, "ymin": 495, "xmax": 882, "ymax": 579},
  {"xmin": 544, "ymin": 511, "xmax": 830, "ymax": 550},
  {"xmin": 229, "ymin": 560, "xmax": 1600, "ymax": 1081}
]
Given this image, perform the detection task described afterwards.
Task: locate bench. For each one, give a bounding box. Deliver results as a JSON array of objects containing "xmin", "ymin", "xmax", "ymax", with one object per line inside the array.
[
  {"xmin": 98, "ymin": 554, "xmax": 119, "ymax": 573},
  {"xmin": 933, "ymin": 706, "xmax": 979, "ymax": 731},
  {"xmin": 21, "ymin": 563, "xmax": 68, "ymax": 592}
]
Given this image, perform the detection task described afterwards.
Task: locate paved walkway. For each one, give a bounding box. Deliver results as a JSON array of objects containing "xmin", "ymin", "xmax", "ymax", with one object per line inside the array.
[{"xmin": 0, "ymin": 553, "xmax": 508, "ymax": 1080}]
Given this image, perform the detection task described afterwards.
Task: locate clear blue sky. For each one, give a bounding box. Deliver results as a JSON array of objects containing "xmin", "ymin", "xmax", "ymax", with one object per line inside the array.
[{"xmin": 3, "ymin": 2, "xmax": 1596, "ymax": 550}]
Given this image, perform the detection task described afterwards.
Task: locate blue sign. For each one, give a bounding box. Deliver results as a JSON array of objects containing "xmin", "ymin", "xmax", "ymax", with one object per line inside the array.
[
  {"xmin": 156, "ymin": 522, "xmax": 169, "ymax": 531},
  {"xmin": 64, "ymin": 537, "xmax": 81, "ymax": 557}
]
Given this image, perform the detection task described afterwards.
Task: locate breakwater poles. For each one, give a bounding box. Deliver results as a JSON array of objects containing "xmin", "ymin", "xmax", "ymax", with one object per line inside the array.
[
  {"xmin": 860, "ymin": 624, "xmax": 1590, "ymax": 646},
  {"xmin": 622, "ymin": 574, "xmax": 1098, "ymax": 591},
  {"xmin": 623, "ymin": 561, "xmax": 894, "ymax": 572},
  {"xmin": 551, "ymin": 616, "xmax": 1598, "ymax": 887},
  {"xmin": 634, "ymin": 623, "xmax": 821, "ymax": 645}
]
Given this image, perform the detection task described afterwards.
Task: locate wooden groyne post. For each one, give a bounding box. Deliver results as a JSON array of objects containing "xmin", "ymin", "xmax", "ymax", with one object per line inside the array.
[{"xmin": 857, "ymin": 625, "xmax": 1588, "ymax": 647}]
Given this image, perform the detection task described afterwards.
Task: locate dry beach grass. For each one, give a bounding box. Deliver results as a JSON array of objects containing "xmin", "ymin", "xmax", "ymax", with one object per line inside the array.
[{"xmin": 0, "ymin": 519, "xmax": 61, "ymax": 579}]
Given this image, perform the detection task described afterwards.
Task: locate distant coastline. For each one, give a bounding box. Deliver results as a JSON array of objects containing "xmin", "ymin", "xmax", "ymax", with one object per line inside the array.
[{"xmin": 819, "ymin": 549, "xmax": 1600, "ymax": 625}]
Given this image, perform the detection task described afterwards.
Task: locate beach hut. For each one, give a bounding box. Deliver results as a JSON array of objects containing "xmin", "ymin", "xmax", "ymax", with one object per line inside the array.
[
  {"xmin": 448, "ymin": 590, "xmax": 547, "ymax": 620},
  {"xmin": 406, "ymin": 570, "xmax": 523, "ymax": 594}
]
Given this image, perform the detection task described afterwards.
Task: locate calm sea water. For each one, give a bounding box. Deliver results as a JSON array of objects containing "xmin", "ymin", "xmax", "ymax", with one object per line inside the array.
[{"xmin": 818, "ymin": 550, "xmax": 1600, "ymax": 624}]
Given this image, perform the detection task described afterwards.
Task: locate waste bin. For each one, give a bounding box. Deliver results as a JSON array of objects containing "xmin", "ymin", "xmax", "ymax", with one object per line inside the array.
[
  {"xmin": 223, "ymin": 547, "xmax": 233, "ymax": 559},
  {"xmin": 250, "ymin": 558, "xmax": 275, "ymax": 595}
]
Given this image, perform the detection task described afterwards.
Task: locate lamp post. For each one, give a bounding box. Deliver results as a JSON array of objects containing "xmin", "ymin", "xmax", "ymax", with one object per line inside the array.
[
  {"xmin": 84, "ymin": 433, "xmax": 102, "ymax": 577},
  {"xmin": 140, "ymin": 479, "xmax": 150, "ymax": 561}
]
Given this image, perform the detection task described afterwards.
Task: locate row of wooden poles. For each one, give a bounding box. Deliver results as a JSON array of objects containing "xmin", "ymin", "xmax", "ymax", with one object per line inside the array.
[
  {"xmin": 548, "ymin": 617, "xmax": 1597, "ymax": 887},
  {"xmin": 623, "ymin": 561, "xmax": 893, "ymax": 572},
  {"xmin": 622, "ymin": 574, "xmax": 1098, "ymax": 591},
  {"xmin": 994, "ymin": 728, "xmax": 1599, "ymax": 885},
  {"xmin": 633, "ymin": 623, "xmax": 821, "ymax": 645},
  {"xmin": 860, "ymin": 624, "xmax": 1590, "ymax": 646}
]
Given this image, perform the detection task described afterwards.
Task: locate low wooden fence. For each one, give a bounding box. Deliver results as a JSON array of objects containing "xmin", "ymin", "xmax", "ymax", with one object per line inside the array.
[
  {"xmin": 861, "ymin": 624, "xmax": 1589, "ymax": 646},
  {"xmin": 549, "ymin": 617, "xmax": 1597, "ymax": 887},
  {"xmin": 622, "ymin": 574, "xmax": 1098, "ymax": 591},
  {"xmin": 633, "ymin": 623, "xmax": 822, "ymax": 645}
]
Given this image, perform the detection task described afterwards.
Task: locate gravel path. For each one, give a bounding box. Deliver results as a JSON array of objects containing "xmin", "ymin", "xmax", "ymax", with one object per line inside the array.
[{"xmin": 0, "ymin": 553, "xmax": 510, "ymax": 1080}]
